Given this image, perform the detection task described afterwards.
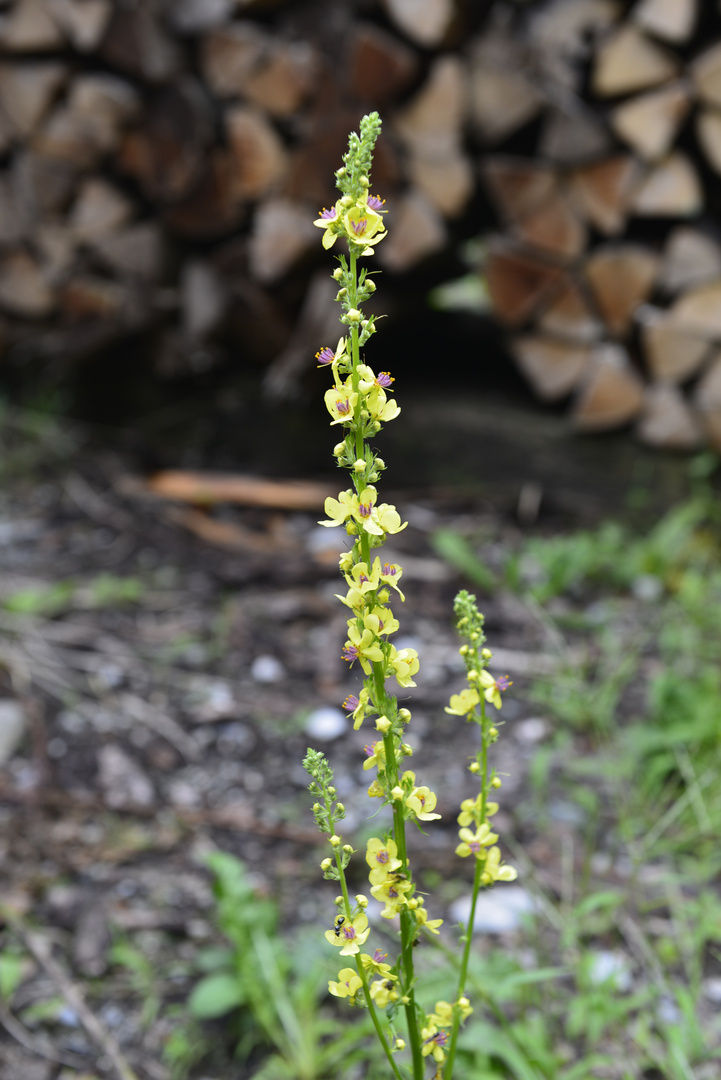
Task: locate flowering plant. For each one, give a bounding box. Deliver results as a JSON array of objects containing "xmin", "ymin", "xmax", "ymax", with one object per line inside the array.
[{"xmin": 303, "ymin": 113, "xmax": 516, "ymax": 1080}]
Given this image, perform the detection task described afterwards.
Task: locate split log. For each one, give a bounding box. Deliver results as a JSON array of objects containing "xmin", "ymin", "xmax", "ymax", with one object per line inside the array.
[
  {"xmin": 48, "ymin": 0, "xmax": 113, "ymax": 53},
  {"xmin": 592, "ymin": 24, "xmax": 679, "ymax": 97},
  {"xmin": 668, "ymin": 281, "xmax": 721, "ymax": 338},
  {"xmin": 480, "ymin": 157, "xmax": 557, "ymax": 223},
  {"xmin": 200, "ymin": 22, "xmax": 268, "ymax": 98},
  {"xmin": 163, "ymin": 151, "xmax": 243, "ymax": 240},
  {"xmin": 485, "ymin": 241, "xmax": 565, "ymax": 327},
  {"xmin": 630, "ymin": 152, "xmax": 703, "ymax": 216},
  {"xmin": 636, "ymin": 382, "xmax": 704, "ymax": 449},
  {"xmin": 248, "ymin": 198, "xmax": 317, "ymax": 284},
  {"xmin": 633, "ymin": 0, "xmax": 697, "ymax": 44},
  {"xmin": 538, "ymin": 106, "xmax": 613, "ymax": 164},
  {"xmin": 67, "ymin": 179, "xmax": 134, "ymax": 244},
  {"xmin": 239, "ymin": 41, "xmax": 318, "ymax": 118},
  {"xmin": 568, "ymin": 156, "xmax": 640, "ymax": 235},
  {"xmin": 571, "ymin": 344, "xmax": 645, "ymax": 430},
  {"xmin": 141, "ymin": 471, "xmax": 333, "ymax": 511},
  {"xmin": 0, "ymin": 251, "xmax": 55, "ymax": 318},
  {"xmin": 36, "ymin": 74, "xmax": 139, "ymax": 168},
  {"xmin": 609, "ymin": 81, "xmax": 691, "ymax": 161},
  {"xmin": 90, "ymin": 223, "xmax": 163, "ymax": 281},
  {"xmin": 468, "ymin": 25, "xmax": 543, "ymax": 143},
  {"xmin": 225, "ymin": 105, "xmax": 287, "ymax": 202},
  {"xmin": 166, "ymin": 0, "xmax": 235, "ymax": 36},
  {"xmin": 527, "ymin": 0, "xmax": 622, "ymax": 93},
  {"xmin": 511, "ymin": 189, "xmax": 587, "ymax": 260},
  {"xmin": 348, "ymin": 23, "xmax": 418, "ymax": 104},
  {"xmin": 695, "ymin": 109, "xmax": 721, "ymax": 177},
  {"xmin": 60, "ymin": 277, "xmax": 125, "ymax": 322},
  {"xmin": 181, "ymin": 261, "xmax": 226, "ymax": 341},
  {"xmin": 657, "ymin": 227, "xmax": 721, "ymax": 293},
  {"xmin": 407, "ymin": 154, "xmax": 474, "ymax": 219},
  {"xmin": 380, "ymin": 0, "xmax": 455, "ymax": 49},
  {"xmin": 377, "ymin": 191, "xmax": 446, "ymax": 273},
  {"xmin": 693, "ymin": 352, "xmax": 721, "ymax": 451},
  {"xmin": 0, "ymin": 0, "xmax": 65, "ymax": 52},
  {"xmin": 637, "ymin": 306, "xmax": 710, "ymax": 382},
  {"xmin": 100, "ymin": 5, "xmax": 182, "ymax": 84},
  {"xmin": 691, "ymin": 41, "xmax": 721, "ymax": 109},
  {"xmin": 584, "ymin": 245, "xmax": 658, "ymax": 336},
  {"xmin": 510, "ymin": 335, "xmax": 589, "ymax": 401},
  {"xmin": 537, "ymin": 276, "xmax": 603, "ymax": 342},
  {"xmin": 0, "ymin": 62, "xmax": 67, "ymax": 137}
]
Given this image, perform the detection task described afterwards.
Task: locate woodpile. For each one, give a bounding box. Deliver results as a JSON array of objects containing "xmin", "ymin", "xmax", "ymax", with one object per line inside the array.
[{"xmin": 1, "ymin": 0, "xmax": 721, "ymax": 451}]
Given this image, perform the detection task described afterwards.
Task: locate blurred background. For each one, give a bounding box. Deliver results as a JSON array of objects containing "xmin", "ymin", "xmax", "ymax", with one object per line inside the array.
[{"xmin": 0, "ymin": 2, "xmax": 721, "ymax": 1079}]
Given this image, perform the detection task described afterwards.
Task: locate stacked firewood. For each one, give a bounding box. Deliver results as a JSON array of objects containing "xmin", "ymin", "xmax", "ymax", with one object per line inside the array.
[{"xmin": 2, "ymin": 0, "xmax": 721, "ymax": 449}]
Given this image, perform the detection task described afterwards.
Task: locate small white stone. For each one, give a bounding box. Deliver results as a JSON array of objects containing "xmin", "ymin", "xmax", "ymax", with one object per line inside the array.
[
  {"xmin": 450, "ymin": 885, "xmax": 536, "ymax": 934},
  {"xmin": 251, "ymin": 655, "xmax": 286, "ymax": 683},
  {"xmin": 515, "ymin": 717, "xmax": 548, "ymax": 743},
  {"xmin": 304, "ymin": 707, "xmax": 348, "ymax": 741},
  {"xmin": 703, "ymin": 977, "xmax": 721, "ymax": 1002},
  {"xmin": 632, "ymin": 574, "xmax": 664, "ymax": 602},
  {"xmin": 0, "ymin": 699, "xmax": 26, "ymax": 765},
  {"xmin": 588, "ymin": 950, "xmax": 632, "ymax": 991}
]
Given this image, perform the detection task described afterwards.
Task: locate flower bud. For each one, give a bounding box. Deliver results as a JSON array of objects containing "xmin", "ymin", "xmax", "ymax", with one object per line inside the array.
[
  {"xmin": 336, "ymin": 802, "xmax": 345, "ymax": 813},
  {"xmin": 342, "ymin": 844, "xmax": 353, "ymax": 854},
  {"xmin": 332, "ymin": 268, "xmax": 343, "ymax": 281},
  {"xmin": 482, "ymin": 648, "xmax": 492, "ymax": 659},
  {"xmin": 353, "ymin": 459, "xmax": 366, "ymax": 473},
  {"xmin": 488, "ymin": 727, "xmax": 498, "ymax": 739},
  {"xmin": 329, "ymin": 834, "xmax": 341, "ymax": 847},
  {"xmin": 347, "ymin": 308, "xmax": 362, "ymax": 323},
  {"xmin": 355, "ymin": 894, "xmax": 368, "ymax": 908},
  {"xmin": 321, "ymin": 858, "xmax": 332, "ymax": 871},
  {"xmin": 366, "ymin": 278, "xmax": 376, "ymax": 292},
  {"xmin": 375, "ymin": 457, "xmax": 385, "ymax": 470},
  {"xmin": 328, "ymin": 787, "xmax": 336, "ymax": 796},
  {"xmin": 401, "ymin": 743, "xmax": 413, "ymax": 757},
  {"xmin": 313, "ymin": 802, "xmax": 321, "ymax": 812},
  {"xmin": 390, "ymin": 785, "xmax": 404, "ymax": 801},
  {"xmin": 336, "ymin": 288, "xmax": 347, "ymax": 299},
  {"xmin": 468, "ymin": 669, "xmax": 478, "ymax": 682},
  {"xmin": 333, "ymin": 443, "xmax": 345, "ymax": 457},
  {"xmin": 491, "ymin": 776, "xmax": 502, "ymax": 788},
  {"xmin": 398, "ymin": 708, "xmax": 411, "ymax": 723},
  {"xmin": 460, "ymin": 645, "xmax": 468, "ymax": 655},
  {"xmin": 335, "ymin": 896, "xmax": 343, "ymax": 905},
  {"xmin": 407, "ymin": 897, "xmax": 419, "ymax": 909},
  {"xmin": 469, "ymin": 762, "xmax": 480, "ymax": 774},
  {"xmin": 395, "ymin": 1039, "xmax": 406, "ymax": 1051},
  {"xmin": 336, "ymin": 167, "xmax": 346, "ymax": 177},
  {"xmin": 360, "ymin": 175, "xmax": 369, "ymax": 187},
  {"xmin": 340, "ymin": 195, "xmax": 353, "ymax": 208},
  {"xmin": 458, "ymin": 996, "xmax": 471, "ymax": 1009}
]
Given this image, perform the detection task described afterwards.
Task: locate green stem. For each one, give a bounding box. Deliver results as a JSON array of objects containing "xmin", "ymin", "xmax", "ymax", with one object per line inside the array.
[
  {"xmin": 354, "ymin": 954, "xmax": 405, "ymax": 1080},
  {"xmin": 443, "ymin": 858, "xmax": 482, "ymax": 1080}
]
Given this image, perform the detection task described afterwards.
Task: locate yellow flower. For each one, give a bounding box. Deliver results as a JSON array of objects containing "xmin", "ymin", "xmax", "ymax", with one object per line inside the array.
[
  {"xmin": 366, "ymin": 386, "xmax": 401, "ymax": 424},
  {"xmin": 313, "ymin": 202, "xmax": 343, "ymax": 249},
  {"xmin": 479, "ymin": 669, "xmax": 512, "ymax": 710},
  {"xmin": 378, "ymin": 559, "xmax": 405, "ymax": 599},
  {"xmin": 343, "ymin": 202, "xmax": 387, "ymax": 255},
  {"xmin": 421, "ymin": 1024, "xmax": 448, "ymax": 1063},
  {"xmin": 324, "ymin": 384, "xmax": 358, "ymax": 426},
  {"xmin": 341, "ymin": 623, "xmax": 384, "ymax": 673},
  {"xmin": 366, "ymin": 837, "xmax": 402, "ymax": 884},
  {"xmin": 370, "ymin": 877, "xmax": 412, "ymax": 918},
  {"xmin": 374, "ymin": 503, "xmax": 407, "ymax": 535},
  {"xmin": 415, "ymin": 906, "xmax": 443, "ymax": 934},
  {"xmin": 324, "ymin": 912, "xmax": 370, "ymax": 955},
  {"xmin": 320, "ymin": 489, "xmax": 357, "ymax": 528},
  {"xmin": 407, "ymin": 785, "xmax": 441, "ymax": 821},
  {"xmin": 369, "ymin": 979, "xmax": 398, "ymax": 1007},
  {"xmin": 363, "ymin": 606, "xmax": 399, "ymax": 637},
  {"xmin": 457, "ymin": 796, "xmax": 498, "ymax": 827},
  {"xmin": 360, "ymin": 950, "xmax": 397, "ymax": 980},
  {"xmin": 389, "ymin": 646, "xmax": 419, "ymax": 687},
  {"xmin": 480, "ymin": 845, "xmax": 518, "ymax": 885},
  {"xmin": 455, "ymin": 824, "xmax": 498, "ymax": 859},
  {"xmin": 328, "ymin": 967, "xmax": 363, "ymax": 1000},
  {"xmin": 445, "ymin": 688, "xmax": 480, "ymax": 716},
  {"xmin": 363, "ymin": 740, "xmax": 386, "ymax": 771}
]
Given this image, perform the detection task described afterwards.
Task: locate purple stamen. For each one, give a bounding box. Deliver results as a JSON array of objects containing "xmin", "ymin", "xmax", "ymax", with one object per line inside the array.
[
  {"xmin": 358, "ymin": 501, "xmax": 372, "ymax": 518},
  {"xmin": 496, "ymin": 675, "xmax": 512, "ymax": 691},
  {"xmin": 316, "ymin": 346, "xmax": 334, "ymax": 365},
  {"xmin": 376, "ymin": 850, "xmax": 389, "ymax": 864},
  {"xmin": 376, "ymin": 371, "xmax": 394, "ymax": 388},
  {"xmin": 343, "ymin": 694, "xmax": 360, "ymax": 712},
  {"xmin": 319, "ymin": 206, "xmax": 337, "ymax": 220},
  {"xmin": 373, "ymin": 950, "xmax": 387, "ymax": 963},
  {"xmin": 342, "ymin": 645, "xmax": 359, "ymax": 662},
  {"xmin": 342, "ymin": 926, "xmax": 356, "ymax": 941},
  {"xmin": 351, "ymin": 218, "xmax": 367, "ymax": 236},
  {"xmin": 468, "ymin": 841, "xmax": 481, "ymax": 854},
  {"xmin": 364, "ymin": 744, "xmax": 374, "ymax": 757},
  {"xmin": 382, "ymin": 564, "xmax": 397, "ymax": 578},
  {"xmin": 368, "ymin": 195, "xmax": 385, "ymax": 212},
  {"xmin": 336, "ymin": 399, "xmax": 352, "ymax": 416}
]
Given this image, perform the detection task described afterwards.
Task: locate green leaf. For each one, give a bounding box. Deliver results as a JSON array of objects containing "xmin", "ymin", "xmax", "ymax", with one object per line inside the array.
[
  {"xmin": 0, "ymin": 953, "xmax": 24, "ymax": 1001},
  {"xmin": 188, "ymin": 973, "xmax": 244, "ymax": 1019},
  {"xmin": 431, "ymin": 529, "xmax": 496, "ymax": 591}
]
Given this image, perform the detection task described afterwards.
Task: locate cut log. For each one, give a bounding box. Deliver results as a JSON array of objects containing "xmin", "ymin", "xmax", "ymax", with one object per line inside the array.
[
  {"xmin": 637, "ymin": 305, "xmax": 710, "ymax": 381},
  {"xmin": 592, "ymin": 24, "xmax": 678, "ymax": 97},
  {"xmin": 181, "ymin": 261, "xmax": 226, "ymax": 341},
  {"xmin": 630, "ymin": 152, "xmax": 703, "ymax": 216},
  {"xmin": 568, "ymin": 156, "xmax": 640, "ymax": 235},
  {"xmin": 12, "ymin": 151, "xmax": 77, "ymax": 218},
  {"xmin": 512, "ymin": 188, "xmax": 587, "ymax": 259},
  {"xmin": 166, "ymin": 0, "xmax": 235, "ymax": 36},
  {"xmin": 658, "ymin": 227, "xmax": 721, "ymax": 293},
  {"xmin": 636, "ymin": 383, "xmax": 704, "ymax": 449},
  {"xmin": 510, "ymin": 335, "xmax": 590, "ymax": 401},
  {"xmin": 393, "ymin": 56, "xmax": 467, "ymax": 159},
  {"xmin": 37, "ymin": 74, "xmax": 139, "ymax": 167},
  {"xmin": 584, "ymin": 245, "xmax": 658, "ymax": 336},
  {"xmin": 225, "ymin": 105, "xmax": 287, "ymax": 202},
  {"xmin": 163, "ymin": 151, "xmax": 243, "ymax": 240},
  {"xmin": 0, "ymin": 62, "xmax": 67, "ymax": 137},
  {"xmin": 36, "ymin": 223, "xmax": 76, "ymax": 285},
  {"xmin": 485, "ymin": 242, "xmax": 565, "ymax": 326},
  {"xmin": 480, "ymin": 157, "xmax": 557, "ymax": 223},
  {"xmin": 376, "ymin": 190, "xmax": 446, "ymax": 273},
  {"xmin": 90, "ymin": 222, "xmax": 163, "ymax": 281},
  {"xmin": 348, "ymin": 23, "xmax": 418, "ymax": 104},
  {"xmin": 537, "ymin": 276, "xmax": 604, "ymax": 342},
  {"xmin": 48, "ymin": 0, "xmax": 113, "ymax": 52},
  {"xmin": 693, "ymin": 352, "xmax": 721, "ymax": 451},
  {"xmin": 695, "ymin": 109, "xmax": 721, "ymax": 177},
  {"xmin": 200, "ymin": 23, "xmax": 268, "ymax": 98},
  {"xmin": 248, "ymin": 198, "xmax": 317, "ymax": 284},
  {"xmin": 633, "ymin": 0, "xmax": 697, "ymax": 44},
  {"xmin": 571, "ymin": 343, "xmax": 645, "ymax": 430},
  {"xmin": 527, "ymin": 0, "xmax": 622, "ymax": 93},
  {"xmin": 142, "ymin": 470, "xmax": 332, "ymax": 511},
  {"xmin": 468, "ymin": 26, "xmax": 543, "ymax": 142},
  {"xmin": 538, "ymin": 106, "xmax": 612, "ymax": 164},
  {"xmin": 380, "ymin": 0, "xmax": 455, "ymax": 49},
  {"xmin": 0, "ymin": 175, "xmax": 24, "ymax": 245},
  {"xmin": 609, "ymin": 81, "xmax": 691, "ymax": 161},
  {"xmin": 0, "ymin": 0, "xmax": 66, "ymax": 52},
  {"xmin": 67, "ymin": 178, "xmax": 134, "ymax": 243},
  {"xmin": 0, "ymin": 250, "xmax": 55, "ymax": 318},
  {"xmin": 60, "ymin": 277, "xmax": 125, "ymax": 321},
  {"xmin": 668, "ymin": 281, "xmax": 721, "ymax": 338},
  {"xmin": 240, "ymin": 41, "xmax": 318, "ymax": 118},
  {"xmin": 100, "ymin": 5, "xmax": 182, "ymax": 84},
  {"xmin": 407, "ymin": 154, "xmax": 473, "ymax": 219},
  {"xmin": 691, "ymin": 42, "xmax": 721, "ymax": 109}
]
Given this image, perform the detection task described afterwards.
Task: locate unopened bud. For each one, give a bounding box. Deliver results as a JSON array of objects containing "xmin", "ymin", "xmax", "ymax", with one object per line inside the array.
[
  {"xmin": 355, "ymin": 894, "xmax": 368, "ymax": 908},
  {"xmin": 332, "ymin": 267, "xmax": 343, "ymax": 281},
  {"xmin": 390, "ymin": 785, "xmax": 404, "ymax": 801},
  {"xmin": 353, "ymin": 459, "xmax": 367, "ymax": 473},
  {"xmin": 360, "ymin": 175, "xmax": 369, "ymax": 187},
  {"xmin": 491, "ymin": 776, "xmax": 502, "ymax": 788},
  {"xmin": 395, "ymin": 1039, "xmax": 406, "ymax": 1051},
  {"xmin": 482, "ymin": 648, "xmax": 492, "ymax": 659},
  {"xmin": 342, "ymin": 844, "xmax": 353, "ymax": 854},
  {"xmin": 329, "ymin": 834, "xmax": 341, "ymax": 847},
  {"xmin": 398, "ymin": 708, "xmax": 411, "ymax": 723},
  {"xmin": 321, "ymin": 858, "xmax": 332, "ymax": 871},
  {"xmin": 333, "ymin": 443, "xmax": 345, "ymax": 457},
  {"xmin": 347, "ymin": 308, "xmax": 362, "ymax": 323},
  {"xmin": 366, "ymin": 278, "xmax": 376, "ymax": 292},
  {"xmin": 375, "ymin": 457, "xmax": 385, "ymax": 470},
  {"xmin": 336, "ymin": 803, "xmax": 345, "ymax": 813},
  {"xmin": 488, "ymin": 727, "xmax": 498, "ymax": 739},
  {"xmin": 376, "ymin": 715, "xmax": 391, "ymax": 734},
  {"xmin": 469, "ymin": 762, "xmax": 480, "ymax": 774},
  {"xmin": 340, "ymin": 195, "xmax": 353, "ymax": 208}
]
